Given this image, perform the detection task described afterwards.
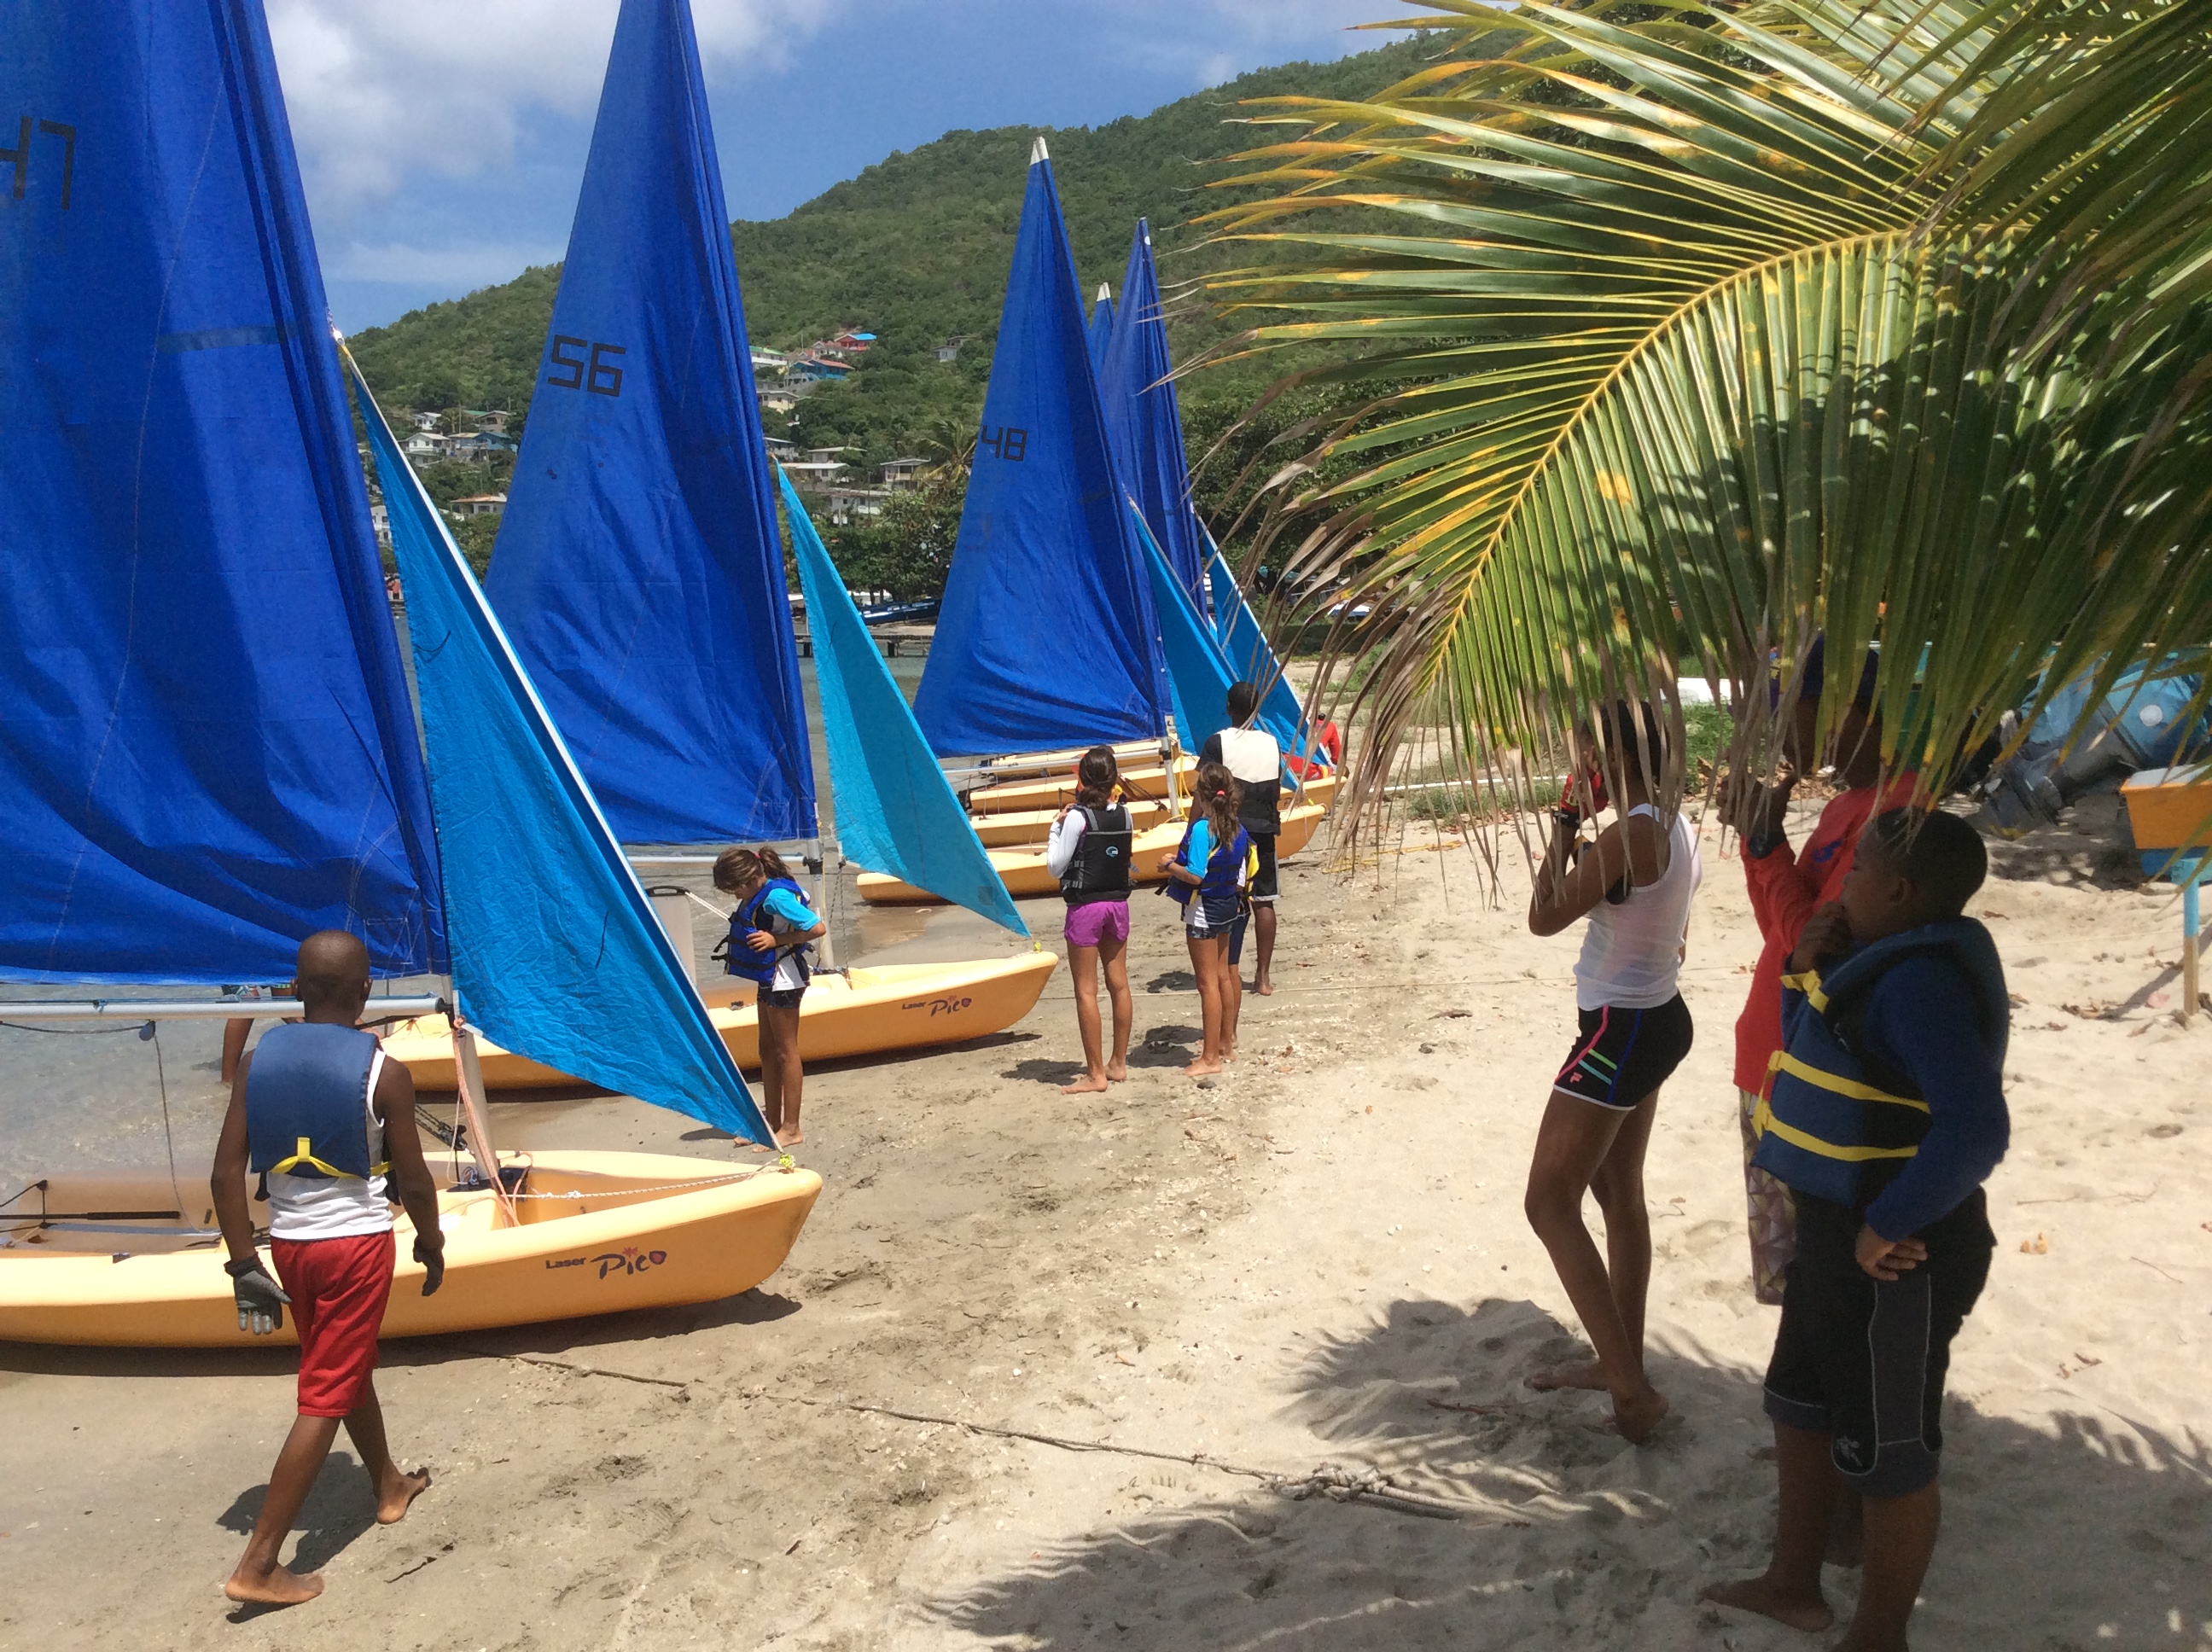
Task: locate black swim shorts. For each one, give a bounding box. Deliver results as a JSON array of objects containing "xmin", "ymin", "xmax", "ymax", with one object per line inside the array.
[
  {"xmin": 1551, "ymin": 993, "xmax": 1693, "ymax": 1109},
  {"xmin": 1763, "ymin": 1190, "xmax": 1994, "ymax": 1498},
  {"xmin": 1248, "ymin": 832, "xmax": 1279, "ymax": 904}
]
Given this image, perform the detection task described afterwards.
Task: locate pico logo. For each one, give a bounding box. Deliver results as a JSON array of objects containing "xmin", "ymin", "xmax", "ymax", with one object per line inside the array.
[{"xmin": 547, "ymin": 1246, "xmax": 667, "ymax": 1278}]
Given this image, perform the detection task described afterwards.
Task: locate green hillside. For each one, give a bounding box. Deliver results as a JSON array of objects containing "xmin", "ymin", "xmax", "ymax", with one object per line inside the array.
[{"xmin": 347, "ymin": 36, "xmax": 1435, "ymax": 470}]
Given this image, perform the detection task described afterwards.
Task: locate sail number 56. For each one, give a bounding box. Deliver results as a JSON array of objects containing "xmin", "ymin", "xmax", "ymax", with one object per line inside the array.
[{"xmin": 545, "ymin": 335, "xmax": 626, "ymax": 397}]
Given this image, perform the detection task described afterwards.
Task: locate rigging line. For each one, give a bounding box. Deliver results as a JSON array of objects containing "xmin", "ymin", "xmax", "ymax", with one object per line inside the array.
[
  {"xmin": 470, "ymin": 1351, "xmax": 1497, "ymax": 1523},
  {"xmin": 148, "ymin": 1022, "xmax": 185, "ymax": 1217},
  {"xmin": 0, "ymin": 1020, "xmax": 151, "ymax": 1035}
]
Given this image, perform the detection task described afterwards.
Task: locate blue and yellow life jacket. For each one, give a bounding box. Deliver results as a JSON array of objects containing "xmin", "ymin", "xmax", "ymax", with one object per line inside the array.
[
  {"xmin": 244, "ymin": 1021, "xmax": 385, "ymax": 1181},
  {"xmin": 720, "ymin": 875, "xmax": 817, "ymax": 987},
  {"xmin": 1167, "ymin": 817, "xmax": 1251, "ymax": 909},
  {"xmin": 1751, "ymin": 918, "xmax": 2008, "ymax": 1211}
]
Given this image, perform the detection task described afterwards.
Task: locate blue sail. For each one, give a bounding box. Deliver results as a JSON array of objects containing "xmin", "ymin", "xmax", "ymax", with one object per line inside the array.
[
  {"xmin": 913, "ymin": 143, "xmax": 1171, "ymax": 757},
  {"xmin": 1099, "ymin": 220, "xmax": 1210, "ymax": 618},
  {"xmin": 1209, "ymin": 545, "xmax": 1308, "ymax": 753},
  {"xmin": 0, "ymin": 0, "xmax": 445, "ymax": 985},
  {"xmin": 1086, "ymin": 283, "xmax": 1115, "ymax": 375},
  {"xmin": 781, "ymin": 472, "xmax": 1029, "ymax": 937},
  {"xmin": 486, "ymin": 0, "xmax": 814, "ymax": 846},
  {"xmin": 354, "ymin": 358, "xmax": 772, "ymax": 1147}
]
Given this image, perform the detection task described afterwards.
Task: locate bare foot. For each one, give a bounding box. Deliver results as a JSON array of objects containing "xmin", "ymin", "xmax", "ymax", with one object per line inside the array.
[
  {"xmin": 1526, "ymin": 1361, "xmax": 1608, "ymax": 1393},
  {"xmin": 1254, "ymin": 980, "xmax": 1275, "ymax": 997},
  {"xmin": 1609, "ymin": 1385, "xmax": 1671, "ymax": 1444},
  {"xmin": 1104, "ymin": 1061, "xmax": 1128, "ymax": 1082},
  {"xmin": 748, "ymin": 1140, "xmax": 775, "ymax": 1155},
  {"xmin": 1061, "ymin": 1072, "xmax": 1110, "ymax": 1095},
  {"xmin": 1701, "ymin": 1574, "xmax": 1835, "ymax": 1633},
  {"xmin": 224, "ymin": 1562, "xmax": 324, "ymax": 1606},
  {"xmin": 1184, "ymin": 1057, "xmax": 1223, "ymax": 1077},
  {"xmin": 775, "ymin": 1128, "xmax": 805, "ymax": 1149},
  {"xmin": 375, "ymin": 1467, "xmax": 431, "ymax": 1525}
]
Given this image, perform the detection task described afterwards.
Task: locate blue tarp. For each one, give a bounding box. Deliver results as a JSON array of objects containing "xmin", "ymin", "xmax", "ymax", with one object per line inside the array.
[
  {"xmin": 486, "ymin": 0, "xmax": 814, "ymax": 846},
  {"xmin": 781, "ymin": 472, "xmax": 1029, "ymax": 936},
  {"xmin": 1100, "ymin": 221, "xmax": 1210, "ymax": 619},
  {"xmin": 1086, "ymin": 284, "xmax": 1115, "ymax": 376},
  {"xmin": 355, "ymin": 358, "xmax": 773, "ymax": 1147},
  {"xmin": 0, "ymin": 0, "xmax": 445, "ymax": 985},
  {"xmin": 1208, "ymin": 546, "xmax": 1307, "ymax": 754},
  {"xmin": 914, "ymin": 143, "xmax": 1171, "ymax": 757}
]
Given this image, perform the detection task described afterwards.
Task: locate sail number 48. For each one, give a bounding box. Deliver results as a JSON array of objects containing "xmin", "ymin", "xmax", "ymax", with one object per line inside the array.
[{"xmin": 546, "ymin": 335, "xmax": 626, "ymax": 397}]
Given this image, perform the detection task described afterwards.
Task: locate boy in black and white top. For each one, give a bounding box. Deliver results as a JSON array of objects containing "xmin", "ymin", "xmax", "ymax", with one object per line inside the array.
[{"xmin": 1200, "ymin": 681, "xmax": 1284, "ymax": 994}]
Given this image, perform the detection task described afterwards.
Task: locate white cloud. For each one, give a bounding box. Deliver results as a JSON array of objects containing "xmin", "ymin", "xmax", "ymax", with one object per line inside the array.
[{"xmin": 267, "ymin": 0, "xmax": 840, "ymax": 218}]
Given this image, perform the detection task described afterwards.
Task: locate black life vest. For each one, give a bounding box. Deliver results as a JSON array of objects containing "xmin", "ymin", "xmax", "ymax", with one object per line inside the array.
[
  {"xmin": 1751, "ymin": 918, "xmax": 2009, "ymax": 1213},
  {"xmin": 718, "ymin": 876, "xmax": 817, "ymax": 987},
  {"xmin": 1060, "ymin": 804, "xmax": 1132, "ymax": 903},
  {"xmin": 244, "ymin": 1022, "xmax": 385, "ymax": 1181}
]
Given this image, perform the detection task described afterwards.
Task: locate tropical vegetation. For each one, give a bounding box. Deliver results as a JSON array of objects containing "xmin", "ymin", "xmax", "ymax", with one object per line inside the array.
[{"xmin": 1198, "ymin": 0, "xmax": 2212, "ymax": 826}]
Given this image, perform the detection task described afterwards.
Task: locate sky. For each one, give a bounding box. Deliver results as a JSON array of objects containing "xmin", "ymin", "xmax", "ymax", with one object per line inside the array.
[{"xmin": 268, "ymin": 0, "xmax": 1399, "ymax": 333}]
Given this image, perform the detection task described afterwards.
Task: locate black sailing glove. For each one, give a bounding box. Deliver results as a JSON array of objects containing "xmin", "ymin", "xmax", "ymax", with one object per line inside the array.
[{"xmin": 225, "ymin": 1256, "xmax": 290, "ymax": 1336}]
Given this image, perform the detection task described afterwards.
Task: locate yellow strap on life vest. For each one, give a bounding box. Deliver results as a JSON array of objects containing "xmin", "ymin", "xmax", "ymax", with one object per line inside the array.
[
  {"xmin": 266, "ymin": 1134, "xmax": 384, "ymax": 1180},
  {"xmin": 1756, "ymin": 1110, "xmax": 1920, "ymax": 1164},
  {"xmin": 1778, "ymin": 969, "xmax": 1829, "ymax": 1014},
  {"xmin": 1770, "ymin": 1052, "xmax": 1930, "ymax": 1113}
]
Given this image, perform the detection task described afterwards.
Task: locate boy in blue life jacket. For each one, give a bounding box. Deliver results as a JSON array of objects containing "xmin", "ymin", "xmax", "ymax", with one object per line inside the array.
[{"xmin": 1705, "ymin": 808, "xmax": 2009, "ymax": 1652}]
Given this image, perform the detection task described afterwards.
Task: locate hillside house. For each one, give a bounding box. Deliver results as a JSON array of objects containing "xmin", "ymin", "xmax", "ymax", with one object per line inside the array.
[
  {"xmin": 824, "ymin": 330, "xmax": 875, "ymax": 355},
  {"xmin": 785, "ymin": 356, "xmax": 850, "ymax": 383},
  {"xmin": 410, "ymin": 410, "xmax": 441, "ymax": 432},
  {"xmin": 404, "ymin": 430, "xmax": 450, "ymax": 460},
  {"xmin": 879, "ymin": 457, "xmax": 927, "ymax": 491},
  {"xmin": 936, "ymin": 336, "xmax": 966, "ymax": 362},
  {"xmin": 826, "ymin": 486, "xmax": 889, "ymax": 525},
  {"xmin": 446, "ymin": 429, "xmax": 516, "ymax": 460},
  {"xmin": 451, "ymin": 493, "xmax": 507, "ymax": 517},
  {"xmin": 370, "ymin": 502, "xmax": 391, "ymax": 548}
]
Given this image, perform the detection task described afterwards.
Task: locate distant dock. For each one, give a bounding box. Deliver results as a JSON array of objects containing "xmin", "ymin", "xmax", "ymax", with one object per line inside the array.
[{"xmin": 795, "ymin": 623, "xmax": 934, "ymax": 660}]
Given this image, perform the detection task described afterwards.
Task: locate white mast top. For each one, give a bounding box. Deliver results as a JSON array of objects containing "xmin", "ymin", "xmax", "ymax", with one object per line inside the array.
[
  {"xmin": 1030, "ymin": 135, "xmax": 1050, "ymax": 165},
  {"xmin": 1096, "ymin": 282, "xmax": 1111, "ymax": 302}
]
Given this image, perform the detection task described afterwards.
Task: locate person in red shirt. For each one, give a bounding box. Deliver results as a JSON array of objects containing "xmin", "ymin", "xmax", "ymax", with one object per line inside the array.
[{"xmin": 1734, "ymin": 643, "xmax": 1915, "ymax": 1304}]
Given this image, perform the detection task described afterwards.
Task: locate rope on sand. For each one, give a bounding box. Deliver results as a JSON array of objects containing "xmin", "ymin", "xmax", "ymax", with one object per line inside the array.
[{"xmin": 482, "ymin": 1352, "xmax": 1492, "ymax": 1523}]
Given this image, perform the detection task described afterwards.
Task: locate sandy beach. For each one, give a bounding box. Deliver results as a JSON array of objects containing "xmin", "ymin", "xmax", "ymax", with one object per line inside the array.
[{"xmin": 3, "ymin": 803, "xmax": 2208, "ymax": 1650}]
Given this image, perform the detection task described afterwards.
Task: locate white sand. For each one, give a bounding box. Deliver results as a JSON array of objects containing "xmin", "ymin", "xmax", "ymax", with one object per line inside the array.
[{"xmin": 3, "ymin": 803, "xmax": 2208, "ymax": 1649}]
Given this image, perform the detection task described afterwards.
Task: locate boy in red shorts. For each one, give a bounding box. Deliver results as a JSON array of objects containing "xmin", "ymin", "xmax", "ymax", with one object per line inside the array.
[{"xmin": 210, "ymin": 930, "xmax": 446, "ymax": 1606}]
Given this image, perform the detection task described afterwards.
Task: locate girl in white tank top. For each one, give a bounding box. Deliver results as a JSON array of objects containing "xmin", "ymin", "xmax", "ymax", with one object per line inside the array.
[{"xmin": 1518, "ymin": 701, "xmax": 1703, "ymax": 1446}]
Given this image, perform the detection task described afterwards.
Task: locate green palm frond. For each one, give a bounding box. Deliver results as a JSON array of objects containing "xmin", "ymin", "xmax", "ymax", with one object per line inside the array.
[{"xmin": 1194, "ymin": 0, "xmax": 2208, "ymax": 833}]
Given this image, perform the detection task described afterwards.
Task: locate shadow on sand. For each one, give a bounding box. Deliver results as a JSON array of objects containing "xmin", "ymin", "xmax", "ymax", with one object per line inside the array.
[{"xmin": 923, "ymin": 1294, "xmax": 2212, "ymax": 1649}]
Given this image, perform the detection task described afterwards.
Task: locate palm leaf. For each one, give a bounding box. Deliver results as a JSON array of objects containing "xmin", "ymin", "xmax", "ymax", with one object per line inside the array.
[{"xmin": 1193, "ymin": 0, "xmax": 2207, "ymax": 837}]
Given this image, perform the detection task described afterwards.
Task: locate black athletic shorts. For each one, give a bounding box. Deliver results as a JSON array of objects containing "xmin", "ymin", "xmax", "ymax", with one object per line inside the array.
[
  {"xmin": 1763, "ymin": 1190, "xmax": 1994, "ymax": 1498},
  {"xmin": 1551, "ymin": 993, "xmax": 1692, "ymax": 1109},
  {"xmin": 1248, "ymin": 832, "xmax": 1279, "ymax": 903}
]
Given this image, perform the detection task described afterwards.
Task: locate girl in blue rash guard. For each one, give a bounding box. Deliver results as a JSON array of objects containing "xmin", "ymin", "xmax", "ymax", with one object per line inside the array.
[
  {"xmin": 1167, "ymin": 761, "xmax": 1251, "ymax": 1078},
  {"xmin": 715, "ymin": 846, "xmax": 827, "ymax": 1150}
]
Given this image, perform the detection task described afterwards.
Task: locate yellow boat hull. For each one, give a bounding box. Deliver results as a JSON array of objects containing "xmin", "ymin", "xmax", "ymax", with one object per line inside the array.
[
  {"xmin": 858, "ymin": 803, "xmax": 1328, "ymax": 905},
  {"xmin": 969, "ymin": 797, "xmax": 1171, "ymax": 847},
  {"xmin": 382, "ymin": 952, "xmax": 1058, "ymax": 1091},
  {"xmin": 963, "ymin": 762, "xmax": 1336, "ymax": 819},
  {"xmin": 0, "ymin": 1150, "xmax": 820, "ymax": 1349}
]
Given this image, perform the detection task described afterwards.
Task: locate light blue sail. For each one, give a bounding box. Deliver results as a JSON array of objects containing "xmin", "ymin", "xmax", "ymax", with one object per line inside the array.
[
  {"xmin": 780, "ymin": 471, "xmax": 1029, "ymax": 937},
  {"xmin": 1208, "ymin": 544, "xmax": 1307, "ymax": 753},
  {"xmin": 1132, "ymin": 504, "xmax": 1237, "ymax": 754},
  {"xmin": 352, "ymin": 357, "xmax": 773, "ymax": 1147},
  {"xmin": 1099, "ymin": 221, "xmax": 1210, "ymax": 616}
]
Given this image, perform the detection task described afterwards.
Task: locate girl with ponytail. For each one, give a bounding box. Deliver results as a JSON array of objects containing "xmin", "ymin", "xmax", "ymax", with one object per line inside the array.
[{"xmin": 1167, "ymin": 761, "xmax": 1251, "ymax": 1076}]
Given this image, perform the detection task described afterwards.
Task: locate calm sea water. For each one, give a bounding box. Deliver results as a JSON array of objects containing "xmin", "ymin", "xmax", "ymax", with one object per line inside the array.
[{"xmin": 0, "ymin": 646, "xmax": 1030, "ymax": 1195}]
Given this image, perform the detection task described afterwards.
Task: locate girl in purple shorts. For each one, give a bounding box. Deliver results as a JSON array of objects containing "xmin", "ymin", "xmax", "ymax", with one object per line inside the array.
[{"xmin": 1046, "ymin": 746, "xmax": 1134, "ymax": 1094}]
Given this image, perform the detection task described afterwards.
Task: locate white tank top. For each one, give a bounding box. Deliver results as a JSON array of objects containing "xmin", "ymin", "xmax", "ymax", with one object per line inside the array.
[
  {"xmin": 265, "ymin": 1048, "xmax": 393, "ymax": 1242},
  {"xmin": 1573, "ymin": 806, "xmax": 1702, "ymax": 1012}
]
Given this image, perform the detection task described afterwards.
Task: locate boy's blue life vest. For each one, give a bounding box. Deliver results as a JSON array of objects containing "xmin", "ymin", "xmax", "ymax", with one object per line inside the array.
[
  {"xmin": 1167, "ymin": 817, "xmax": 1251, "ymax": 909},
  {"xmin": 720, "ymin": 876, "xmax": 818, "ymax": 986},
  {"xmin": 1060, "ymin": 804, "xmax": 1132, "ymax": 903},
  {"xmin": 1751, "ymin": 918, "xmax": 2008, "ymax": 1213},
  {"xmin": 244, "ymin": 1021, "xmax": 384, "ymax": 1181}
]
